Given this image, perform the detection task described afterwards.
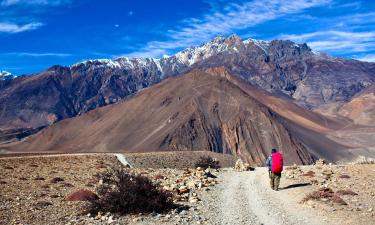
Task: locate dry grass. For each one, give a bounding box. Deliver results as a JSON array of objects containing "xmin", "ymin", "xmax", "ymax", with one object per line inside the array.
[
  {"xmin": 301, "ymin": 188, "xmax": 347, "ymax": 205},
  {"xmin": 336, "ymin": 190, "xmax": 358, "ymax": 196},
  {"xmin": 301, "ymin": 171, "xmax": 315, "ymax": 177}
]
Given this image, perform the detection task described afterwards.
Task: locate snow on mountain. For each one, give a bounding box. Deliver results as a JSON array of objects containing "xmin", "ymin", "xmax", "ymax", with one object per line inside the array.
[
  {"xmin": 68, "ymin": 35, "xmax": 282, "ymax": 76},
  {"xmin": 0, "ymin": 71, "xmax": 16, "ymax": 80}
]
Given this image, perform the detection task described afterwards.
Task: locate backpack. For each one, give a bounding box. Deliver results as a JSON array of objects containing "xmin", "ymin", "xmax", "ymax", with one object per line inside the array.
[
  {"xmin": 271, "ymin": 152, "xmax": 283, "ymax": 173},
  {"xmin": 266, "ymin": 156, "xmax": 272, "ymax": 170}
]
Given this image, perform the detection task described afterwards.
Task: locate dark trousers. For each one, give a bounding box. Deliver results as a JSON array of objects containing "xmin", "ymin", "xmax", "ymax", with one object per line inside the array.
[{"xmin": 270, "ymin": 172, "xmax": 281, "ymax": 190}]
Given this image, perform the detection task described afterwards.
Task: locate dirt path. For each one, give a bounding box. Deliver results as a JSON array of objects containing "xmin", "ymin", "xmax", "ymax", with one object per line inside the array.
[{"xmin": 203, "ymin": 168, "xmax": 338, "ymax": 225}]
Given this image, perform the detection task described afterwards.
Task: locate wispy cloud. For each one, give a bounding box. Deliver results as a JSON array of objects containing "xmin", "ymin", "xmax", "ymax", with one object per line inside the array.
[
  {"xmin": 0, "ymin": 0, "xmax": 72, "ymax": 34},
  {"xmin": 2, "ymin": 52, "xmax": 71, "ymax": 57},
  {"xmin": 0, "ymin": 22, "xmax": 43, "ymax": 33},
  {"xmin": 277, "ymin": 11, "xmax": 375, "ymax": 56},
  {"xmin": 279, "ymin": 30, "xmax": 375, "ymax": 52},
  {"xmin": 0, "ymin": 0, "xmax": 70, "ymax": 6},
  {"xmin": 126, "ymin": 0, "xmax": 331, "ymax": 57},
  {"xmin": 357, "ymin": 54, "xmax": 375, "ymax": 62}
]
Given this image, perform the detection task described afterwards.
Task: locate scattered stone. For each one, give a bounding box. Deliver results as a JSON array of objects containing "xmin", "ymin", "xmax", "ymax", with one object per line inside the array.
[
  {"xmin": 65, "ymin": 189, "xmax": 98, "ymax": 201},
  {"xmin": 315, "ymin": 159, "xmax": 328, "ymax": 166},
  {"xmin": 234, "ymin": 159, "xmax": 254, "ymax": 171},
  {"xmin": 34, "ymin": 201, "xmax": 52, "ymax": 210}
]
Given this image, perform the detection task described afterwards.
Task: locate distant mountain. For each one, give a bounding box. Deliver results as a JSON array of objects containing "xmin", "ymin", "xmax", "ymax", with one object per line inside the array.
[
  {"xmin": 2, "ymin": 68, "xmax": 324, "ymax": 165},
  {"xmin": 0, "ymin": 35, "xmax": 374, "ymax": 143}
]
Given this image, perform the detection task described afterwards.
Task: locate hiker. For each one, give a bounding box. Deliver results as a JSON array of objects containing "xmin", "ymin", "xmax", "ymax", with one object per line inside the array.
[{"xmin": 269, "ymin": 148, "xmax": 283, "ymax": 191}]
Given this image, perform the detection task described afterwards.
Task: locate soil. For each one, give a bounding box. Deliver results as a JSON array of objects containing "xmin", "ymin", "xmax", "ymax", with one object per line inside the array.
[{"xmin": 1, "ymin": 153, "xmax": 374, "ymax": 225}]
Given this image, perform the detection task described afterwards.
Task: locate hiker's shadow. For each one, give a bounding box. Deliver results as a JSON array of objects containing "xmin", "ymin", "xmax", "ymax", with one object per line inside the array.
[{"xmin": 281, "ymin": 182, "xmax": 311, "ymax": 190}]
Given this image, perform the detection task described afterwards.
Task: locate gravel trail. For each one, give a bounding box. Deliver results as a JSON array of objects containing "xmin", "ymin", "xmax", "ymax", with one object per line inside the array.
[{"xmin": 204, "ymin": 168, "xmax": 336, "ymax": 225}]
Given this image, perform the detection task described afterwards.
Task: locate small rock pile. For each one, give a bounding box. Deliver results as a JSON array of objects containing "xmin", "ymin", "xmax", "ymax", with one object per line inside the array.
[
  {"xmin": 314, "ymin": 158, "xmax": 329, "ymax": 168},
  {"xmin": 234, "ymin": 159, "xmax": 254, "ymax": 172},
  {"xmin": 284, "ymin": 165, "xmax": 303, "ymax": 179},
  {"xmin": 161, "ymin": 167, "xmax": 219, "ymax": 203}
]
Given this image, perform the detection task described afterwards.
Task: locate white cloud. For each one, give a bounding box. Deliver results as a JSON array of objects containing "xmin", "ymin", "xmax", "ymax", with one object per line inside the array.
[
  {"xmin": 126, "ymin": 0, "xmax": 331, "ymax": 57},
  {"xmin": 0, "ymin": 22, "xmax": 43, "ymax": 33}
]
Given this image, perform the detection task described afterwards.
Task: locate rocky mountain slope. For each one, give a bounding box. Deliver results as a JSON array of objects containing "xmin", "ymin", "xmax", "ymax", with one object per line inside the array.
[
  {"xmin": 1, "ymin": 35, "xmax": 374, "ymax": 143},
  {"xmin": 337, "ymin": 84, "xmax": 375, "ymax": 126},
  {"xmin": 1, "ymin": 68, "xmax": 328, "ymax": 165}
]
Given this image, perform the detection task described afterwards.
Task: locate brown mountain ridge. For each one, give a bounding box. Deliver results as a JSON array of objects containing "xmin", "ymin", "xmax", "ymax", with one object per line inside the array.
[{"xmin": 2, "ymin": 68, "xmax": 357, "ymax": 165}]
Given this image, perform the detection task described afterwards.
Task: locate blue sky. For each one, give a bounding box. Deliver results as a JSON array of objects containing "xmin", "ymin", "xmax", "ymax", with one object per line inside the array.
[{"xmin": 0, "ymin": 0, "xmax": 374, "ymax": 75}]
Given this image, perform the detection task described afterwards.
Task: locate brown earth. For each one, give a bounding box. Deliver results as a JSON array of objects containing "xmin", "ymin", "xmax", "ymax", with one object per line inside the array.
[
  {"xmin": 0, "ymin": 153, "xmax": 231, "ymax": 225},
  {"xmin": 0, "ymin": 68, "xmax": 333, "ymax": 165},
  {"xmin": 1, "ymin": 154, "xmax": 374, "ymax": 225}
]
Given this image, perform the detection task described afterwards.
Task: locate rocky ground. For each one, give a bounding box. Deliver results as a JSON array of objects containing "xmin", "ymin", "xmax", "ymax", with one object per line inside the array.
[
  {"xmin": 1, "ymin": 155, "xmax": 374, "ymax": 225},
  {"xmin": 282, "ymin": 160, "xmax": 375, "ymax": 225}
]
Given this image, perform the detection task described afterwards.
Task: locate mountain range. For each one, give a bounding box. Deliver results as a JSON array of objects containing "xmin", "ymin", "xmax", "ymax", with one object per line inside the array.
[{"xmin": 1, "ymin": 35, "xmax": 374, "ymax": 164}]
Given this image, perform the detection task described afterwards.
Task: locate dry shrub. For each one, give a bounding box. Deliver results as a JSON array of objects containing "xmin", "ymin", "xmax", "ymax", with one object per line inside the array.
[
  {"xmin": 302, "ymin": 188, "xmax": 347, "ymax": 205},
  {"xmin": 50, "ymin": 177, "xmax": 64, "ymax": 183},
  {"xmin": 336, "ymin": 190, "xmax": 358, "ymax": 196},
  {"xmin": 60, "ymin": 182, "xmax": 74, "ymax": 188},
  {"xmin": 154, "ymin": 174, "xmax": 166, "ymax": 180},
  {"xmin": 41, "ymin": 184, "xmax": 50, "ymax": 189},
  {"xmin": 332, "ymin": 195, "xmax": 347, "ymax": 205},
  {"xmin": 339, "ymin": 174, "xmax": 351, "ymax": 179},
  {"xmin": 302, "ymin": 191, "xmax": 322, "ymax": 202},
  {"xmin": 66, "ymin": 190, "xmax": 98, "ymax": 201},
  {"xmin": 34, "ymin": 177, "xmax": 45, "ymax": 181},
  {"xmin": 88, "ymin": 167, "xmax": 175, "ymax": 215},
  {"xmin": 0, "ymin": 180, "xmax": 7, "ymax": 184},
  {"xmin": 50, "ymin": 194, "xmax": 60, "ymax": 198},
  {"xmin": 302, "ymin": 171, "xmax": 315, "ymax": 177},
  {"xmin": 195, "ymin": 156, "xmax": 220, "ymax": 169}
]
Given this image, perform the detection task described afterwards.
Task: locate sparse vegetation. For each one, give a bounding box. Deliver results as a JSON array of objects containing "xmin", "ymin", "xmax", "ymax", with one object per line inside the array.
[
  {"xmin": 339, "ymin": 174, "xmax": 351, "ymax": 179},
  {"xmin": 195, "ymin": 156, "xmax": 220, "ymax": 169},
  {"xmin": 88, "ymin": 167, "xmax": 175, "ymax": 215},
  {"xmin": 336, "ymin": 189, "xmax": 358, "ymax": 196},
  {"xmin": 302, "ymin": 188, "xmax": 347, "ymax": 205},
  {"xmin": 50, "ymin": 177, "xmax": 64, "ymax": 183},
  {"xmin": 301, "ymin": 171, "xmax": 315, "ymax": 177}
]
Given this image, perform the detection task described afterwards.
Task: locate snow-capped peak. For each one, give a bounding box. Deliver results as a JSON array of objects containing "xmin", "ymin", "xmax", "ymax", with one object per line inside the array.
[
  {"xmin": 0, "ymin": 70, "xmax": 17, "ymax": 80},
  {"xmin": 67, "ymin": 35, "xmax": 310, "ymax": 77},
  {"xmin": 174, "ymin": 35, "xmax": 245, "ymax": 66}
]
